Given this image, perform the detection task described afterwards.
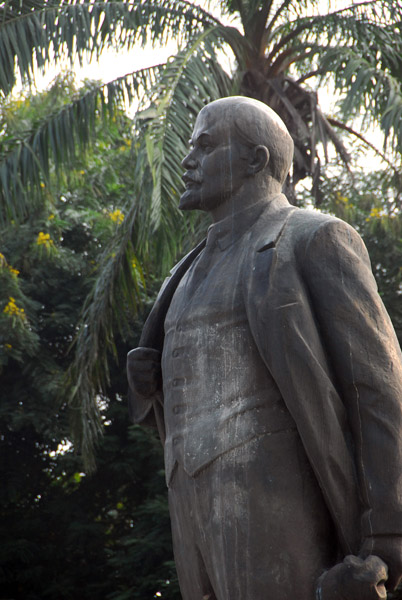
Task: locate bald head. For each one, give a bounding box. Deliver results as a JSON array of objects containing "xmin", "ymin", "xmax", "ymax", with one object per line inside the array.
[
  {"xmin": 199, "ymin": 96, "xmax": 293, "ymax": 185},
  {"xmin": 180, "ymin": 96, "xmax": 294, "ymax": 220}
]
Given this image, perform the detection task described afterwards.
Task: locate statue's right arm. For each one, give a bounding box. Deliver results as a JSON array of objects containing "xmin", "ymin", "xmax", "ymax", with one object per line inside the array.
[{"xmin": 127, "ymin": 347, "xmax": 162, "ymax": 425}]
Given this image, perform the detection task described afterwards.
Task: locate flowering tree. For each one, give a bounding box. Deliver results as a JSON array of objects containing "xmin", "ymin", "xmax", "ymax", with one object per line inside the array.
[
  {"xmin": 0, "ymin": 76, "xmax": 182, "ymax": 599},
  {"xmin": 1, "ymin": 0, "xmax": 402, "ymax": 461}
]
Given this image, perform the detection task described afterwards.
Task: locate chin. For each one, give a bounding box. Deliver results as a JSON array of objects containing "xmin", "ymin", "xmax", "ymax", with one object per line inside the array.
[{"xmin": 179, "ymin": 190, "xmax": 203, "ymax": 211}]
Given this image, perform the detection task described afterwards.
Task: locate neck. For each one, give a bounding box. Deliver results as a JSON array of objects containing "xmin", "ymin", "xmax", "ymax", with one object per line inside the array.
[{"xmin": 210, "ymin": 178, "xmax": 282, "ymax": 223}]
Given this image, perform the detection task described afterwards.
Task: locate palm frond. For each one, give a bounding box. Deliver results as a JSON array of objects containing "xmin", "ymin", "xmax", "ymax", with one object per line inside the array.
[
  {"xmin": 0, "ymin": 64, "xmax": 167, "ymax": 224},
  {"xmin": 0, "ymin": 0, "xmax": 221, "ymax": 96},
  {"xmin": 259, "ymin": 0, "xmax": 402, "ymax": 165},
  {"xmin": 66, "ymin": 31, "xmax": 233, "ymax": 467},
  {"xmin": 67, "ymin": 195, "xmax": 149, "ymax": 469},
  {"xmin": 327, "ymin": 116, "xmax": 400, "ymax": 174},
  {"xmin": 267, "ymin": 0, "xmax": 401, "ymax": 63},
  {"xmin": 142, "ymin": 28, "xmax": 233, "ymax": 241},
  {"xmin": 321, "ymin": 46, "xmax": 402, "ymax": 150}
]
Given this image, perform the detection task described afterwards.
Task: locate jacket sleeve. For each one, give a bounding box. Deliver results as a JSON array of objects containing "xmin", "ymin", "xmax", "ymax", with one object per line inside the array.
[
  {"xmin": 303, "ymin": 219, "xmax": 402, "ymax": 540},
  {"xmin": 128, "ymin": 387, "xmax": 165, "ymax": 443},
  {"xmin": 127, "ymin": 387, "xmax": 157, "ymax": 426}
]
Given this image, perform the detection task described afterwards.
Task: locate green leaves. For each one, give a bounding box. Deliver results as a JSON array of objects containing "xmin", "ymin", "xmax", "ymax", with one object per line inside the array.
[
  {"xmin": 320, "ymin": 34, "xmax": 402, "ymax": 150},
  {"xmin": 291, "ymin": 2, "xmax": 402, "ymax": 151},
  {"xmin": 0, "ymin": 0, "xmax": 219, "ymax": 95},
  {"xmin": 2, "ymin": 0, "xmax": 402, "ymax": 466},
  {"xmin": 0, "ymin": 67, "xmax": 161, "ymax": 224}
]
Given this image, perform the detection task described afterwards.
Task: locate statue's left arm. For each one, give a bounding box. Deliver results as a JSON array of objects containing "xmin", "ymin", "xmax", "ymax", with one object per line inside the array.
[{"xmin": 304, "ymin": 219, "xmax": 402, "ymax": 590}]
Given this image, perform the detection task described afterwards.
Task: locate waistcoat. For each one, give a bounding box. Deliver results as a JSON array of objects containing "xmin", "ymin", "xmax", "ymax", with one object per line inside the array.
[{"xmin": 161, "ymin": 201, "xmax": 296, "ymax": 485}]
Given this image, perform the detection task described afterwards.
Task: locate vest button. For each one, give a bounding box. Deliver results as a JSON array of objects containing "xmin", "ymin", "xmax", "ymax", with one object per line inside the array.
[
  {"xmin": 173, "ymin": 406, "xmax": 181, "ymax": 414},
  {"xmin": 172, "ymin": 349, "xmax": 180, "ymax": 357}
]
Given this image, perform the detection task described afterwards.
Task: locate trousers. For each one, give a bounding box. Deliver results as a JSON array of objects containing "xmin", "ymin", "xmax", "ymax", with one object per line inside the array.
[{"xmin": 168, "ymin": 430, "xmax": 337, "ymax": 600}]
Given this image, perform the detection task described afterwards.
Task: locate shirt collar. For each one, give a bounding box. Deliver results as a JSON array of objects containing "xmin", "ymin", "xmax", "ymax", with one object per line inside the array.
[{"xmin": 206, "ymin": 198, "xmax": 271, "ymax": 251}]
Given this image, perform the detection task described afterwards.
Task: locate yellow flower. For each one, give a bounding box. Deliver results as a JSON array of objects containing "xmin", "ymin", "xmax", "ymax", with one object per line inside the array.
[
  {"xmin": 117, "ymin": 139, "xmax": 131, "ymax": 151},
  {"xmin": 335, "ymin": 191, "xmax": 348, "ymax": 204},
  {"xmin": 3, "ymin": 297, "xmax": 26, "ymax": 320},
  {"xmin": 108, "ymin": 209, "xmax": 124, "ymax": 225},
  {"xmin": 0, "ymin": 253, "xmax": 19, "ymax": 275},
  {"xmin": 79, "ymin": 170, "xmax": 85, "ymax": 175},
  {"xmin": 370, "ymin": 207, "xmax": 381, "ymax": 218},
  {"xmin": 36, "ymin": 231, "xmax": 54, "ymax": 247},
  {"xmin": 5, "ymin": 343, "xmax": 12, "ymax": 349},
  {"xmin": 40, "ymin": 182, "xmax": 46, "ymax": 188},
  {"xmin": 48, "ymin": 214, "xmax": 55, "ymax": 220},
  {"xmin": 365, "ymin": 207, "xmax": 383, "ymax": 222}
]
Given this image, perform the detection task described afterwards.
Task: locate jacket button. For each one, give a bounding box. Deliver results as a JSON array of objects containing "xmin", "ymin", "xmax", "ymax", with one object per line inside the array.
[
  {"xmin": 173, "ymin": 406, "xmax": 180, "ymax": 414},
  {"xmin": 172, "ymin": 378, "xmax": 182, "ymax": 387},
  {"xmin": 172, "ymin": 349, "xmax": 180, "ymax": 357}
]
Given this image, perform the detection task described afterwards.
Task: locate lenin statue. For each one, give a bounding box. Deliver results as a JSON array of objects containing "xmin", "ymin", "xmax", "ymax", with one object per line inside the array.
[{"xmin": 127, "ymin": 96, "xmax": 402, "ymax": 600}]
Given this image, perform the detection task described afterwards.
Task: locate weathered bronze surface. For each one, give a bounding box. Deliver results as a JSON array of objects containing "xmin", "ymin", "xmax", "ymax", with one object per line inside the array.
[{"xmin": 127, "ymin": 97, "xmax": 402, "ymax": 599}]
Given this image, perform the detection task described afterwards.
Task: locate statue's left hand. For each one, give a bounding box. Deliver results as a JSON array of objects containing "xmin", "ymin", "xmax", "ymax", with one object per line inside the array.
[{"xmin": 317, "ymin": 554, "xmax": 388, "ymax": 600}]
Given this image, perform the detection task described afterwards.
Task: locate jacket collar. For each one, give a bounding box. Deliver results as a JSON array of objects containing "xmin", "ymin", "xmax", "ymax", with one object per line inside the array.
[
  {"xmin": 206, "ymin": 198, "xmax": 268, "ymax": 251},
  {"xmin": 206, "ymin": 193, "xmax": 292, "ymax": 251},
  {"xmin": 252, "ymin": 194, "xmax": 296, "ymax": 252},
  {"xmin": 169, "ymin": 193, "xmax": 294, "ymax": 276}
]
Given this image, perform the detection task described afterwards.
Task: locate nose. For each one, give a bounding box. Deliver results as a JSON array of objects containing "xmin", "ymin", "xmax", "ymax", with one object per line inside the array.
[{"xmin": 181, "ymin": 148, "xmax": 197, "ymax": 169}]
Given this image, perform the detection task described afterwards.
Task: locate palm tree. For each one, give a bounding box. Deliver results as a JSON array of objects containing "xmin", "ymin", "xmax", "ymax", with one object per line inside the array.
[{"xmin": 1, "ymin": 0, "xmax": 401, "ymax": 464}]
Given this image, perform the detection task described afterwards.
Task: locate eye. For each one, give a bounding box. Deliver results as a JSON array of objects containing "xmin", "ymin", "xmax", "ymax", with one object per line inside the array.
[
  {"xmin": 195, "ymin": 135, "xmax": 214, "ymax": 153},
  {"xmin": 200, "ymin": 141, "xmax": 213, "ymax": 153}
]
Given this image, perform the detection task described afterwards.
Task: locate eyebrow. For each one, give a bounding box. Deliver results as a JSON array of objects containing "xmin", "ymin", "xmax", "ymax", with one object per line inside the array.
[{"xmin": 189, "ymin": 132, "xmax": 214, "ymax": 146}]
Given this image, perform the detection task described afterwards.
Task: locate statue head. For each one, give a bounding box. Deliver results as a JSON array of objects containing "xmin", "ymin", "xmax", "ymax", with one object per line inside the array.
[{"xmin": 180, "ymin": 96, "xmax": 293, "ymax": 217}]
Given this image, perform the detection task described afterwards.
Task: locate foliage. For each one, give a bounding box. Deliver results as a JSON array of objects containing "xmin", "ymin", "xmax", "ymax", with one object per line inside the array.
[
  {"xmin": 1, "ymin": 379, "xmax": 179, "ymax": 599},
  {"xmin": 2, "ymin": 81, "xmax": 402, "ymax": 596},
  {"xmin": 1, "ymin": 0, "xmax": 402, "ymax": 468},
  {"xmin": 0, "ymin": 81, "xmax": 179, "ymax": 598},
  {"xmin": 1, "ymin": 1, "xmax": 402, "ymax": 208},
  {"xmin": 318, "ymin": 2, "xmax": 402, "ymax": 149},
  {"xmin": 1, "ymin": 9, "xmax": 402, "ymax": 595}
]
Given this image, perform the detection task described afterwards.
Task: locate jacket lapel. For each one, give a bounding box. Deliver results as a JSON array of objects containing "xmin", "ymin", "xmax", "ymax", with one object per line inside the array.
[
  {"xmin": 254, "ymin": 201, "xmax": 297, "ymax": 254},
  {"xmin": 139, "ymin": 239, "xmax": 206, "ymax": 351}
]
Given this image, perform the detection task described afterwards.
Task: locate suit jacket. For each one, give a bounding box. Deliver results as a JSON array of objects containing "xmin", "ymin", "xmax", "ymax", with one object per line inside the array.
[{"xmin": 128, "ymin": 194, "xmax": 402, "ymax": 556}]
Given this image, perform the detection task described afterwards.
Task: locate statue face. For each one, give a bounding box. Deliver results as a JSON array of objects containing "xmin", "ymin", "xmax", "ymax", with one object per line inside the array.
[{"xmin": 179, "ymin": 106, "xmax": 249, "ymax": 213}]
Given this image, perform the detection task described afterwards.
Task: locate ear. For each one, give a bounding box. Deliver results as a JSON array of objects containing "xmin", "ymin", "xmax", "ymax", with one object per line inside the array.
[{"xmin": 247, "ymin": 145, "xmax": 270, "ymax": 176}]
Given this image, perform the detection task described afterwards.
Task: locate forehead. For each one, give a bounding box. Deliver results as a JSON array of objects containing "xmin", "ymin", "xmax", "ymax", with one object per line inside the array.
[{"xmin": 191, "ymin": 106, "xmax": 235, "ymax": 143}]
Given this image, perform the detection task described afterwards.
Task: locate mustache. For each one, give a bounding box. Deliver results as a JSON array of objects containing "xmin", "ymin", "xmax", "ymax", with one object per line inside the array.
[{"xmin": 182, "ymin": 171, "xmax": 202, "ymax": 184}]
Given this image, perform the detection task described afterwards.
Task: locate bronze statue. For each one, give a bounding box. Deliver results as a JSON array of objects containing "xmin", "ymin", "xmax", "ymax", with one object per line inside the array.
[{"xmin": 127, "ymin": 96, "xmax": 402, "ymax": 599}]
